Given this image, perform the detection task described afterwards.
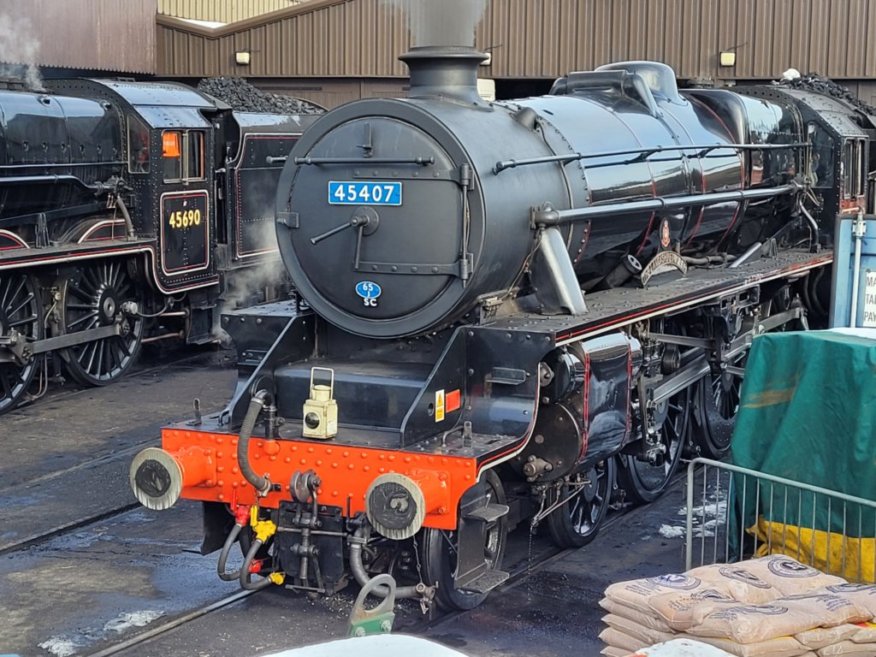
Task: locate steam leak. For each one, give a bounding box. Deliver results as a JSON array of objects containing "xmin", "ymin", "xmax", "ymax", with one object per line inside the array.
[{"xmin": 0, "ymin": 14, "xmax": 44, "ymax": 91}]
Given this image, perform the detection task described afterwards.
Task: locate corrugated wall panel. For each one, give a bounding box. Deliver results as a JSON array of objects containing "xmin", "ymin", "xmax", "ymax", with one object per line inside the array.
[
  {"xmin": 788, "ymin": 0, "xmax": 808, "ymax": 72},
  {"xmin": 0, "ymin": 0, "xmax": 156, "ymax": 73},
  {"xmin": 555, "ymin": 0, "xmax": 578, "ymax": 73},
  {"xmin": 808, "ymin": 0, "xmax": 831, "ymax": 75},
  {"xmin": 867, "ymin": 1, "xmax": 876, "ymax": 77},
  {"xmin": 647, "ymin": 0, "xmax": 668, "ymax": 63},
  {"xmin": 698, "ymin": 0, "xmax": 718, "ymax": 78},
  {"xmin": 156, "ymin": 0, "xmax": 876, "ymax": 84},
  {"xmin": 663, "ymin": 0, "xmax": 684, "ymax": 74},
  {"xmin": 847, "ymin": 0, "xmax": 868, "ymax": 75},
  {"xmin": 527, "ymin": 0, "xmax": 546, "ymax": 77},
  {"xmin": 716, "ymin": 0, "xmax": 738, "ymax": 79},
  {"xmin": 827, "ymin": 0, "xmax": 849, "ymax": 77},
  {"xmin": 609, "ymin": 0, "xmax": 630, "ymax": 64},
  {"xmin": 537, "ymin": 1, "xmax": 557, "ymax": 77}
]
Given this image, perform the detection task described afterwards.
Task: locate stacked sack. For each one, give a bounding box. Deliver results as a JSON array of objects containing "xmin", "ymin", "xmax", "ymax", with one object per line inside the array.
[{"xmin": 599, "ymin": 556, "xmax": 876, "ymax": 657}]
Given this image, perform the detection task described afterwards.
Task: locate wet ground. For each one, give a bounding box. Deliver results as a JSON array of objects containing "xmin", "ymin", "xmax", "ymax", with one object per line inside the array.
[{"xmin": 0, "ymin": 347, "xmax": 702, "ymax": 657}]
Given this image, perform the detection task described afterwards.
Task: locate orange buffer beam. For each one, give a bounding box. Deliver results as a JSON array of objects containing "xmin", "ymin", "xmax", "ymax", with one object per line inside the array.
[{"xmin": 161, "ymin": 428, "xmax": 480, "ymax": 530}]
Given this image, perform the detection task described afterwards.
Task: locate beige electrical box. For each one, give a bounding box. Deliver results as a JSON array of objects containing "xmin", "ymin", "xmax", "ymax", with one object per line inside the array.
[{"xmin": 302, "ymin": 367, "xmax": 338, "ymax": 439}]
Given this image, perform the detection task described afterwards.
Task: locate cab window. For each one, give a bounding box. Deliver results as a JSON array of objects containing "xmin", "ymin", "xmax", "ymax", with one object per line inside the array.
[
  {"xmin": 842, "ymin": 141, "xmax": 853, "ymax": 199},
  {"xmin": 162, "ymin": 130, "xmax": 206, "ymax": 183},
  {"xmin": 842, "ymin": 139, "xmax": 868, "ymax": 199},
  {"xmin": 127, "ymin": 115, "xmax": 150, "ymax": 174}
]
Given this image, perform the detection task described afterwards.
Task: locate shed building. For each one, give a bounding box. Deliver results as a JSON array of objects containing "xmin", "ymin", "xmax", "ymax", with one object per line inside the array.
[{"xmin": 1, "ymin": 0, "xmax": 874, "ymax": 109}]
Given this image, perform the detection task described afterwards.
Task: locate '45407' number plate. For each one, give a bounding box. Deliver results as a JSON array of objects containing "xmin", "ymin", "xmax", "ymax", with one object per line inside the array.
[{"xmin": 328, "ymin": 181, "xmax": 402, "ymax": 206}]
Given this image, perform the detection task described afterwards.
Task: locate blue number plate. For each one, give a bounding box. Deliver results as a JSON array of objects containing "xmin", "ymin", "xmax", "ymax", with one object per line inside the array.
[{"xmin": 328, "ymin": 181, "xmax": 403, "ymax": 206}]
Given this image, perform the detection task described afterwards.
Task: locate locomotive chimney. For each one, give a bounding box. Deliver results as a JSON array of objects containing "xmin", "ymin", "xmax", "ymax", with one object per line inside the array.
[{"xmin": 400, "ymin": 46, "xmax": 489, "ymax": 104}]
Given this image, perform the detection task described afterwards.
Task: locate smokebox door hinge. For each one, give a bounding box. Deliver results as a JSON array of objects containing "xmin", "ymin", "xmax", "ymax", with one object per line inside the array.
[{"xmin": 277, "ymin": 211, "xmax": 300, "ymax": 229}]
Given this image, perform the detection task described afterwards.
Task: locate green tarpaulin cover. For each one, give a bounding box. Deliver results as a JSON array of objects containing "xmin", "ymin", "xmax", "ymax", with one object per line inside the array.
[{"xmin": 730, "ymin": 330, "xmax": 876, "ymax": 578}]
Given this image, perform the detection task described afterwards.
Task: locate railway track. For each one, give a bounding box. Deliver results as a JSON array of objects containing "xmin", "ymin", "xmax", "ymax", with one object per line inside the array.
[
  {"xmin": 73, "ymin": 471, "xmax": 689, "ymax": 657},
  {"xmin": 0, "ymin": 346, "xmax": 231, "ymax": 557}
]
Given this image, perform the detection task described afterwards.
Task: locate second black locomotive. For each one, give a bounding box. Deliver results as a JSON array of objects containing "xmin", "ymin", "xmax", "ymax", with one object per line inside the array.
[{"xmin": 0, "ymin": 78, "xmax": 322, "ymax": 414}]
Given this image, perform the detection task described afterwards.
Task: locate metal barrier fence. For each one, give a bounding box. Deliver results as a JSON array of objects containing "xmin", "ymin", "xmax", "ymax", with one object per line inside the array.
[{"xmin": 684, "ymin": 457, "xmax": 876, "ymax": 583}]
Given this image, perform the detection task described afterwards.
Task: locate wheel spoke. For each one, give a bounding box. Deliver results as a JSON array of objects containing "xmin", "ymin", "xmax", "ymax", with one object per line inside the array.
[
  {"xmin": 8, "ymin": 315, "xmax": 37, "ymax": 328},
  {"xmin": 96, "ymin": 340, "xmax": 106, "ymax": 377},
  {"xmin": 68, "ymin": 311, "xmax": 99, "ymax": 329},
  {"xmin": 4, "ymin": 277, "xmax": 25, "ymax": 313},
  {"xmin": 7, "ymin": 291, "xmax": 33, "ymax": 318},
  {"xmin": 0, "ymin": 278, "xmax": 10, "ymax": 310}
]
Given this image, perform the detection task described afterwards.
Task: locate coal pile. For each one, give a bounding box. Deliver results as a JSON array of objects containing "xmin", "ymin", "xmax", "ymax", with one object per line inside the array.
[
  {"xmin": 197, "ymin": 77, "xmax": 324, "ymax": 115},
  {"xmin": 780, "ymin": 73, "xmax": 876, "ymax": 115}
]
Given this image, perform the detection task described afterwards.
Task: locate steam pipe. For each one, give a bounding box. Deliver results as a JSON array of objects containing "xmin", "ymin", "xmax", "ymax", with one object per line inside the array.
[
  {"xmin": 728, "ymin": 241, "xmax": 763, "ymax": 269},
  {"xmin": 532, "ymin": 184, "xmax": 800, "ymax": 227},
  {"xmin": 238, "ymin": 390, "xmax": 274, "ymax": 496},
  {"xmin": 115, "ymin": 194, "xmax": 137, "ymax": 240}
]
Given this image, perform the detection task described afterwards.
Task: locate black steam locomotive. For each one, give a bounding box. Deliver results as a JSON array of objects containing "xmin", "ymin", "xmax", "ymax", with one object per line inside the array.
[
  {"xmin": 130, "ymin": 47, "xmax": 874, "ymax": 610},
  {"xmin": 0, "ymin": 78, "xmax": 321, "ymax": 414}
]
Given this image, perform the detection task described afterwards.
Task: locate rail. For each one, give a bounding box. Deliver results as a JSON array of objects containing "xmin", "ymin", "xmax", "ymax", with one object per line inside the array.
[{"xmin": 684, "ymin": 458, "xmax": 876, "ymax": 583}]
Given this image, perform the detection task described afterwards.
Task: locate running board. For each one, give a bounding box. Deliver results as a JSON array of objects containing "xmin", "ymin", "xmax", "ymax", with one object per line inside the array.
[{"xmin": 482, "ymin": 249, "xmax": 832, "ymax": 348}]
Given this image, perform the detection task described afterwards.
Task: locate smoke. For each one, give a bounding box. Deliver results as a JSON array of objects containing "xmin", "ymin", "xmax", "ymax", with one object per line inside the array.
[
  {"xmin": 0, "ymin": 14, "xmax": 44, "ymax": 91},
  {"xmin": 212, "ymin": 218, "xmax": 288, "ymax": 347},
  {"xmin": 384, "ymin": 0, "xmax": 489, "ymax": 48}
]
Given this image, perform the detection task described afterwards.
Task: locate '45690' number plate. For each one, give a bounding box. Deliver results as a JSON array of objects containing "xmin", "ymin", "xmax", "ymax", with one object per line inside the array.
[{"xmin": 328, "ymin": 181, "xmax": 402, "ymax": 206}]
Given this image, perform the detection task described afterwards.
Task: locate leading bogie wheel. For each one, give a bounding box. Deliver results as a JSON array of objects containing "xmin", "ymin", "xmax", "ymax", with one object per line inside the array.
[
  {"xmin": 420, "ymin": 470, "xmax": 508, "ymax": 611},
  {"xmin": 546, "ymin": 458, "xmax": 615, "ymax": 548},
  {"xmin": 59, "ymin": 261, "xmax": 144, "ymax": 386},
  {"xmin": 0, "ymin": 273, "xmax": 42, "ymax": 415}
]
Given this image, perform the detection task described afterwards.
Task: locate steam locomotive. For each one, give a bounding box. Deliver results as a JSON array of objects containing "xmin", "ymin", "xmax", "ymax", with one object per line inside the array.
[
  {"xmin": 0, "ymin": 78, "xmax": 321, "ymax": 414},
  {"xmin": 130, "ymin": 46, "xmax": 874, "ymax": 610}
]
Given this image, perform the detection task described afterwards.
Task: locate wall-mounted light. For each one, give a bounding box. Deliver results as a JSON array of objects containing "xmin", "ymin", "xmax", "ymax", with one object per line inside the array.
[
  {"xmin": 235, "ymin": 51, "xmax": 251, "ymax": 66},
  {"xmin": 719, "ymin": 51, "xmax": 736, "ymax": 67},
  {"xmin": 480, "ymin": 52, "xmax": 492, "ymax": 67}
]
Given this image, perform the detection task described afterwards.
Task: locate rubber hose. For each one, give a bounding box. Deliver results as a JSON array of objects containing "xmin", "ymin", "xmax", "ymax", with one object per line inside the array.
[
  {"xmin": 349, "ymin": 526, "xmax": 422, "ymax": 599},
  {"xmin": 239, "ymin": 538, "xmax": 273, "ymax": 591},
  {"xmin": 238, "ymin": 392, "xmax": 272, "ymax": 496},
  {"xmin": 217, "ymin": 523, "xmax": 244, "ymax": 582}
]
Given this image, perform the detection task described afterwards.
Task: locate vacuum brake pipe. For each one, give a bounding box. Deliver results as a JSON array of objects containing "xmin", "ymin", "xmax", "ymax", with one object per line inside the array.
[
  {"xmin": 240, "ymin": 538, "xmax": 275, "ymax": 591},
  {"xmin": 348, "ymin": 526, "xmax": 430, "ymax": 600},
  {"xmin": 217, "ymin": 523, "xmax": 244, "ymax": 582},
  {"xmin": 238, "ymin": 390, "xmax": 275, "ymax": 497}
]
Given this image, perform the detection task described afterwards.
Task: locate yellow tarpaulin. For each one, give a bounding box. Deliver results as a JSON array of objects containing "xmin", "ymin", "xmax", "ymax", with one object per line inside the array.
[{"xmin": 750, "ymin": 517, "xmax": 876, "ymax": 583}]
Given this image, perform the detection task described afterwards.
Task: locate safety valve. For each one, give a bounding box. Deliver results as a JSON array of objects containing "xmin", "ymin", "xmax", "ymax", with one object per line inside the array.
[{"xmin": 302, "ymin": 367, "xmax": 338, "ymax": 439}]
